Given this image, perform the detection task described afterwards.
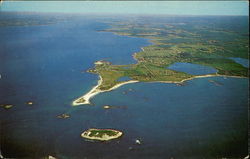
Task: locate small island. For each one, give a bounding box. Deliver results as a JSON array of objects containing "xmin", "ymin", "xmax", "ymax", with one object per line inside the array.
[
  {"xmin": 103, "ymin": 105, "xmax": 112, "ymax": 109},
  {"xmin": 81, "ymin": 128, "xmax": 123, "ymax": 141},
  {"xmin": 1, "ymin": 104, "xmax": 13, "ymax": 109},
  {"xmin": 57, "ymin": 113, "xmax": 70, "ymax": 119},
  {"xmin": 26, "ymin": 101, "xmax": 34, "ymax": 106}
]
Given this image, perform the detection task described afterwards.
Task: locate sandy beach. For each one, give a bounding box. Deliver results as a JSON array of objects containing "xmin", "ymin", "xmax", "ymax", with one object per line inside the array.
[
  {"xmin": 72, "ymin": 76, "xmax": 138, "ymax": 106},
  {"xmin": 156, "ymin": 74, "xmax": 246, "ymax": 84},
  {"xmin": 72, "ymin": 73, "xmax": 246, "ymax": 106},
  {"xmin": 180, "ymin": 74, "xmax": 247, "ymax": 82}
]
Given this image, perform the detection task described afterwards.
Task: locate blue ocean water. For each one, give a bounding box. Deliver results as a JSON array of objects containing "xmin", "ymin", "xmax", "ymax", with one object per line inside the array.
[
  {"xmin": 167, "ymin": 62, "xmax": 218, "ymax": 75},
  {"xmin": 0, "ymin": 13, "xmax": 248, "ymax": 159}
]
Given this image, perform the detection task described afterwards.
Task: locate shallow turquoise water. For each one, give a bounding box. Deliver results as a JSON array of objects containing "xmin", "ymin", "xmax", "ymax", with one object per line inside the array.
[
  {"xmin": 0, "ymin": 13, "xmax": 248, "ymax": 159},
  {"xmin": 167, "ymin": 62, "xmax": 218, "ymax": 75},
  {"xmin": 117, "ymin": 76, "xmax": 132, "ymax": 82},
  {"xmin": 229, "ymin": 57, "xmax": 249, "ymax": 68}
]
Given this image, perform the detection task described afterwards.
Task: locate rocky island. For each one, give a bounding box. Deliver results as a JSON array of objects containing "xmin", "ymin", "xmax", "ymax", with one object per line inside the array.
[
  {"xmin": 0, "ymin": 104, "xmax": 13, "ymax": 109},
  {"xmin": 57, "ymin": 113, "xmax": 70, "ymax": 119},
  {"xmin": 81, "ymin": 128, "xmax": 123, "ymax": 141}
]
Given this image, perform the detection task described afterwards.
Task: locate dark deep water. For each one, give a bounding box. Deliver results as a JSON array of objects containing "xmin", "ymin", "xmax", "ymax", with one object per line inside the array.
[{"xmin": 0, "ymin": 13, "xmax": 248, "ymax": 159}]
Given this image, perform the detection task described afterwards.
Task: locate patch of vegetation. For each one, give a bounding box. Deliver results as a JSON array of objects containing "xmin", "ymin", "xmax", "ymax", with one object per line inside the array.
[
  {"xmin": 90, "ymin": 16, "xmax": 249, "ymax": 90},
  {"xmin": 88, "ymin": 129, "xmax": 118, "ymax": 137}
]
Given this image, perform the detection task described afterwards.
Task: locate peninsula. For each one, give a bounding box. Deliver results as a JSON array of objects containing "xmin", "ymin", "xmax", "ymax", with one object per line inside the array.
[
  {"xmin": 81, "ymin": 128, "xmax": 123, "ymax": 141},
  {"xmin": 72, "ymin": 17, "xmax": 248, "ymax": 106}
]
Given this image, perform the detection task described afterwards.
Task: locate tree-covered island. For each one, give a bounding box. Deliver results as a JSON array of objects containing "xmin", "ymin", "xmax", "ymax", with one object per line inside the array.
[{"xmin": 81, "ymin": 128, "xmax": 123, "ymax": 141}]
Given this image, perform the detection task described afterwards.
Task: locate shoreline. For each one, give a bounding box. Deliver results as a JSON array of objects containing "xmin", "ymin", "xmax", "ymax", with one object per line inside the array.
[
  {"xmin": 72, "ymin": 76, "xmax": 138, "ymax": 106},
  {"xmin": 156, "ymin": 74, "xmax": 247, "ymax": 84},
  {"xmin": 72, "ymin": 73, "xmax": 246, "ymax": 106}
]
